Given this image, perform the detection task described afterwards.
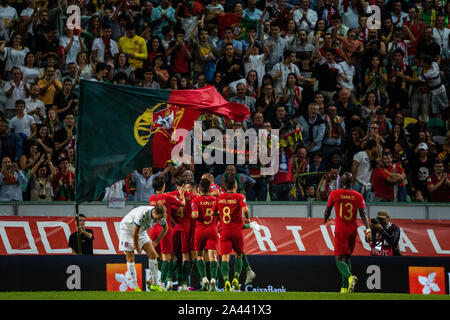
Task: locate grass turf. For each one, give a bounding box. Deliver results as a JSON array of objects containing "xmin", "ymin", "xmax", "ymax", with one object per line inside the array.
[{"xmin": 0, "ymin": 291, "xmax": 449, "ymax": 300}]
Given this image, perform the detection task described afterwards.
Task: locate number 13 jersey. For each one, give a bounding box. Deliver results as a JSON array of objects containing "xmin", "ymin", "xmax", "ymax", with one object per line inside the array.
[{"xmin": 327, "ymin": 188, "xmax": 365, "ymax": 232}]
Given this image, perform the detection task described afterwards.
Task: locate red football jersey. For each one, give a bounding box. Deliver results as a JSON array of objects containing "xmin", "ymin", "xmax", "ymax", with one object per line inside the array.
[
  {"xmin": 167, "ymin": 190, "xmax": 197, "ymax": 231},
  {"xmin": 191, "ymin": 195, "xmax": 218, "ymax": 230},
  {"xmin": 212, "ymin": 192, "xmax": 247, "ymax": 229},
  {"xmin": 149, "ymin": 193, "xmax": 183, "ymax": 228},
  {"xmin": 327, "ymin": 188, "xmax": 365, "ymax": 231}
]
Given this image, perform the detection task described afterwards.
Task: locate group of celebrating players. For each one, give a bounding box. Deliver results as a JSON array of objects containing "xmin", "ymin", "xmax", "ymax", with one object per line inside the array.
[
  {"xmin": 118, "ymin": 170, "xmax": 372, "ymax": 293},
  {"xmin": 118, "ymin": 172, "xmax": 257, "ymax": 292}
]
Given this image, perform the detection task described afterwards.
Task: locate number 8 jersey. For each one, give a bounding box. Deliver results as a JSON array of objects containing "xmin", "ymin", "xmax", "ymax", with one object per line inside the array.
[
  {"xmin": 212, "ymin": 192, "xmax": 247, "ymax": 230},
  {"xmin": 327, "ymin": 188, "xmax": 365, "ymax": 232}
]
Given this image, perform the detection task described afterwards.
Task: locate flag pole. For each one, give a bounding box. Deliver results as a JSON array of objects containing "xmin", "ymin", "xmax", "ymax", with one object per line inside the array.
[{"xmin": 74, "ymin": 79, "xmax": 84, "ymax": 255}]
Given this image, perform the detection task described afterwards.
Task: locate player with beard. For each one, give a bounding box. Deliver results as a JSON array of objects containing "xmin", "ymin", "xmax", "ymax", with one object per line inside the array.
[{"xmin": 323, "ymin": 172, "xmax": 371, "ymax": 293}]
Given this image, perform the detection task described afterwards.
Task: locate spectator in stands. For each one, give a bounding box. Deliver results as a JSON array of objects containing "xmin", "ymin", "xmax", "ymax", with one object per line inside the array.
[
  {"xmin": 91, "ymin": 22, "xmax": 119, "ymax": 65},
  {"xmin": 426, "ymin": 159, "xmax": 450, "ymax": 202},
  {"xmin": 53, "ymin": 156, "xmax": 75, "ymax": 201},
  {"xmin": 270, "ymin": 144, "xmax": 296, "ymax": 201},
  {"xmin": 271, "ymin": 49, "xmax": 301, "ymax": 97},
  {"xmin": 9, "ymin": 99, "xmax": 37, "ymax": 144},
  {"xmin": 322, "ymin": 104, "xmax": 345, "ymax": 160},
  {"xmin": 408, "ymin": 142, "xmax": 434, "ymax": 200},
  {"xmin": 54, "ymin": 78, "xmax": 77, "ymax": 122},
  {"xmin": 215, "ymin": 165, "xmax": 255, "ymax": 195},
  {"xmin": 37, "ymin": 65, "xmax": 62, "ymax": 105},
  {"xmin": 118, "ymin": 22, "xmax": 148, "ymax": 70},
  {"xmin": 54, "ymin": 112, "xmax": 76, "ymax": 158},
  {"xmin": 24, "ymin": 83, "xmax": 45, "ymax": 125},
  {"xmin": 131, "ymin": 166, "xmax": 169, "ymax": 202},
  {"xmin": 167, "ymin": 28, "xmax": 191, "ymax": 77},
  {"xmin": 316, "ymin": 164, "xmax": 341, "ymax": 201},
  {"xmin": 28, "ymin": 152, "xmax": 56, "ymax": 201},
  {"xmin": 352, "ymin": 139, "xmax": 379, "ymax": 201},
  {"xmin": 298, "ymin": 103, "xmax": 326, "ymax": 154},
  {"xmin": 0, "ymin": 119, "xmax": 22, "ymax": 163},
  {"xmin": 35, "ymin": 124, "xmax": 54, "ymax": 157},
  {"xmin": 215, "ymin": 42, "xmax": 244, "ymax": 87},
  {"xmin": 0, "ymin": 156, "xmax": 27, "ymax": 201},
  {"xmin": 3, "ymin": 66, "xmax": 27, "ymax": 119}
]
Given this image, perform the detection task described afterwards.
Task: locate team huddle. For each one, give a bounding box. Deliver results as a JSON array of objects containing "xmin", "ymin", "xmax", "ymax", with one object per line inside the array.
[
  {"xmin": 118, "ymin": 172, "xmax": 256, "ymax": 292},
  {"xmin": 118, "ymin": 171, "xmax": 371, "ymax": 293}
]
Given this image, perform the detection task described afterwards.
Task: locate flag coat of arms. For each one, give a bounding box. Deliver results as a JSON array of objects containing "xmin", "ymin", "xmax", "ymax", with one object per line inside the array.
[{"xmin": 76, "ymin": 80, "xmax": 249, "ymax": 203}]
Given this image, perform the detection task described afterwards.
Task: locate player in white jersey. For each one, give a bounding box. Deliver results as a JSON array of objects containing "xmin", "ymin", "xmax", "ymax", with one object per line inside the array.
[{"xmin": 119, "ymin": 204, "xmax": 168, "ymax": 291}]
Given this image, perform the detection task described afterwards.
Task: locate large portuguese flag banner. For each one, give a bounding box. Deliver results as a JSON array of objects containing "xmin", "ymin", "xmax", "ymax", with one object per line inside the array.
[{"xmin": 76, "ymin": 80, "xmax": 249, "ymax": 204}]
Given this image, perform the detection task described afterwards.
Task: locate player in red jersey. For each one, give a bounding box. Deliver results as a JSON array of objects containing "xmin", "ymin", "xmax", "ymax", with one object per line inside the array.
[
  {"xmin": 191, "ymin": 178, "xmax": 220, "ymax": 291},
  {"xmin": 212, "ymin": 174, "xmax": 250, "ymax": 292},
  {"xmin": 168, "ymin": 176, "xmax": 197, "ymax": 291},
  {"xmin": 201, "ymin": 173, "xmax": 222, "ymax": 196},
  {"xmin": 202, "ymin": 171, "xmax": 256, "ymax": 286},
  {"xmin": 324, "ymin": 172, "xmax": 372, "ymax": 293},
  {"xmin": 148, "ymin": 174, "xmax": 185, "ymax": 291}
]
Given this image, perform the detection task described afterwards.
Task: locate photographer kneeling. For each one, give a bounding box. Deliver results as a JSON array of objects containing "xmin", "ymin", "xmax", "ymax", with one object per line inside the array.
[{"xmin": 370, "ymin": 211, "xmax": 401, "ymax": 256}]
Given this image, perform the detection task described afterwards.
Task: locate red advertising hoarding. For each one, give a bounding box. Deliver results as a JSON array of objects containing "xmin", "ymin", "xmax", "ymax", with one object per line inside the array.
[{"xmin": 0, "ymin": 216, "xmax": 449, "ymax": 256}]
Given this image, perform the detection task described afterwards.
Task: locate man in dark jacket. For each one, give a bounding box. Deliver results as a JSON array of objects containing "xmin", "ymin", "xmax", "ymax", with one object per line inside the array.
[
  {"xmin": 370, "ymin": 210, "xmax": 401, "ymax": 256},
  {"xmin": 0, "ymin": 120, "xmax": 23, "ymax": 163}
]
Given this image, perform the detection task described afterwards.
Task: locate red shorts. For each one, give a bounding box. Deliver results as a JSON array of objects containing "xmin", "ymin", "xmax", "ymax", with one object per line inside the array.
[
  {"xmin": 334, "ymin": 230, "xmax": 357, "ymax": 256},
  {"xmin": 219, "ymin": 228, "xmax": 244, "ymax": 255},
  {"xmin": 149, "ymin": 224, "xmax": 173, "ymax": 254},
  {"xmin": 172, "ymin": 227, "xmax": 190, "ymax": 254},
  {"xmin": 195, "ymin": 227, "xmax": 219, "ymax": 252}
]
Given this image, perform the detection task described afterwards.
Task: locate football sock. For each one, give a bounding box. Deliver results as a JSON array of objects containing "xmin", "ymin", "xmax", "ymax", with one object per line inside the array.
[
  {"xmin": 234, "ymin": 257, "xmax": 243, "ymax": 279},
  {"xmin": 205, "ymin": 261, "xmax": 211, "ymax": 280},
  {"xmin": 221, "ymin": 261, "xmax": 230, "ymax": 282},
  {"xmin": 337, "ymin": 260, "xmax": 352, "ymax": 280},
  {"xmin": 167, "ymin": 259, "xmax": 174, "ymax": 281},
  {"xmin": 173, "ymin": 259, "xmax": 181, "ymax": 283},
  {"xmin": 196, "ymin": 259, "xmax": 207, "ymax": 278},
  {"xmin": 160, "ymin": 261, "xmax": 169, "ymax": 283},
  {"xmin": 148, "ymin": 258, "xmax": 159, "ymax": 284},
  {"xmin": 127, "ymin": 262, "xmax": 138, "ymax": 287},
  {"xmin": 182, "ymin": 260, "xmax": 192, "ymax": 285},
  {"xmin": 210, "ymin": 261, "xmax": 218, "ymax": 280},
  {"xmin": 341, "ymin": 274, "xmax": 347, "ymax": 289},
  {"xmin": 242, "ymin": 253, "xmax": 252, "ymax": 271}
]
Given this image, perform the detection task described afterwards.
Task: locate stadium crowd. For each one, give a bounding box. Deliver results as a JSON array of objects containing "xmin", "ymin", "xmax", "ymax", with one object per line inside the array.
[{"xmin": 0, "ymin": 0, "xmax": 449, "ymax": 202}]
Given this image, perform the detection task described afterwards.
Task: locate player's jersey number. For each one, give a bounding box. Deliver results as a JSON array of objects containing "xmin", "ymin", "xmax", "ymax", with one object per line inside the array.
[
  {"xmin": 175, "ymin": 207, "xmax": 184, "ymax": 219},
  {"xmin": 339, "ymin": 202, "xmax": 353, "ymax": 221},
  {"xmin": 203, "ymin": 208, "xmax": 214, "ymax": 225},
  {"xmin": 222, "ymin": 206, "xmax": 232, "ymax": 224}
]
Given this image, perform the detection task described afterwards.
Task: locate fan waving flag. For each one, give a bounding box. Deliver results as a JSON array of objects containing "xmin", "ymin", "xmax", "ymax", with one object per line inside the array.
[
  {"xmin": 218, "ymin": 13, "xmax": 259, "ymax": 40},
  {"xmin": 75, "ymin": 80, "xmax": 250, "ymax": 204}
]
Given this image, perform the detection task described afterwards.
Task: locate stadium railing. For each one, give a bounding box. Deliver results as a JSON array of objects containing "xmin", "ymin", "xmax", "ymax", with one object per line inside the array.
[{"xmin": 0, "ymin": 201, "xmax": 449, "ymax": 220}]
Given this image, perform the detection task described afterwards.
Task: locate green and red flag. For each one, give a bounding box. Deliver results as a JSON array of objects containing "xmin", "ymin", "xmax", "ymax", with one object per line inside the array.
[
  {"xmin": 75, "ymin": 80, "xmax": 249, "ymax": 203},
  {"xmin": 217, "ymin": 13, "xmax": 258, "ymax": 40}
]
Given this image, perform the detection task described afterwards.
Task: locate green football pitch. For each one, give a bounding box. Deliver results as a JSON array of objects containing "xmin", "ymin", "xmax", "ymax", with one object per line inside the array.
[{"xmin": 0, "ymin": 291, "xmax": 449, "ymax": 300}]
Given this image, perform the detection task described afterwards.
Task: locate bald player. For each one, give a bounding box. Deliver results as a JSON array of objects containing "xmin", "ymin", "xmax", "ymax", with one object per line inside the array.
[{"xmin": 324, "ymin": 172, "xmax": 372, "ymax": 293}]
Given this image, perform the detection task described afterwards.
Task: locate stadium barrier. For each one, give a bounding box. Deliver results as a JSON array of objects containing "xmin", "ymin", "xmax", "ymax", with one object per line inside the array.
[
  {"xmin": 1, "ymin": 255, "xmax": 449, "ymax": 294},
  {"xmin": 1, "ymin": 216, "xmax": 449, "ymax": 256},
  {"xmin": 0, "ymin": 201, "xmax": 449, "ymax": 219}
]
